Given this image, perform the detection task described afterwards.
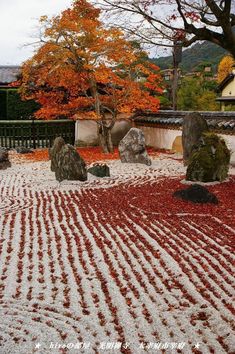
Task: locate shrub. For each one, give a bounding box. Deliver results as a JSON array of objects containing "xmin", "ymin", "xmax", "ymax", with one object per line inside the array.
[{"xmin": 0, "ymin": 89, "xmax": 40, "ymax": 120}]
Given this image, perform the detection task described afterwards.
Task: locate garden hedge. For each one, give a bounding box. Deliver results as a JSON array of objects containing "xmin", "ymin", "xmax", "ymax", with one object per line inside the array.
[{"xmin": 0, "ymin": 89, "xmax": 40, "ymax": 120}]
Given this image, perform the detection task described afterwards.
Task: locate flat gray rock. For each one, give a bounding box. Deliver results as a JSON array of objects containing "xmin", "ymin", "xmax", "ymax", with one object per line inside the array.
[
  {"xmin": 173, "ymin": 184, "xmax": 218, "ymax": 204},
  {"xmin": 88, "ymin": 164, "xmax": 110, "ymax": 178},
  {"xmin": 15, "ymin": 146, "xmax": 33, "ymax": 154}
]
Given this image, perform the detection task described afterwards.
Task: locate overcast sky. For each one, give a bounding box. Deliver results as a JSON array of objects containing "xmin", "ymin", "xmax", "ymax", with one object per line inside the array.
[
  {"xmin": 1, "ymin": 1, "xmax": 233, "ymax": 66},
  {"xmin": 0, "ymin": 0, "xmax": 72, "ymax": 65}
]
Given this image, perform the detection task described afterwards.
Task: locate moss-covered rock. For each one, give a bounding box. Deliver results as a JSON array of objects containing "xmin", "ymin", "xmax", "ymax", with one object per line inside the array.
[{"xmin": 186, "ymin": 133, "xmax": 230, "ymax": 182}]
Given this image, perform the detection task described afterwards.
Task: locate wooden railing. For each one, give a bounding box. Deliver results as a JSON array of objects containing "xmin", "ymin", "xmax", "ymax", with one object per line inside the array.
[{"xmin": 0, "ymin": 119, "xmax": 75, "ymax": 148}]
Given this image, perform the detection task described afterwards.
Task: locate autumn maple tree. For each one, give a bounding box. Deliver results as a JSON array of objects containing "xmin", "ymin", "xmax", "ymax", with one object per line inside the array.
[
  {"xmin": 217, "ymin": 55, "xmax": 235, "ymax": 83},
  {"xmin": 99, "ymin": 1, "xmax": 235, "ymax": 59},
  {"xmin": 20, "ymin": 0, "xmax": 162, "ymax": 153}
]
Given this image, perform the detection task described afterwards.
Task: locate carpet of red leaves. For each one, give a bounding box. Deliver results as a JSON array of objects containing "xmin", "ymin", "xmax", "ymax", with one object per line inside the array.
[
  {"xmin": 9, "ymin": 146, "xmax": 165, "ymax": 164},
  {"xmin": 91, "ymin": 176, "xmax": 235, "ymax": 229}
]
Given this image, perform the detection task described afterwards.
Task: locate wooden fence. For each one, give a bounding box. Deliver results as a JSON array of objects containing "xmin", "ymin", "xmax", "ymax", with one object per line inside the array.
[{"xmin": 0, "ymin": 119, "xmax": 75, "ymax": 148}]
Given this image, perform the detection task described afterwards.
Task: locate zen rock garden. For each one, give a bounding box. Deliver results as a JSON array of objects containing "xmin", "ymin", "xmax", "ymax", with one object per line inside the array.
[
  {"xmin": 0, "ymin": 117, "xmax": 234, "ymax": 354},
  {"xmin": 49, "ymin": 128, "xmax": 151, "ymax": 182},
  {"xmin": 46, "ymin": 116, "xmax": 232, "ymax": 209},
  {"xmin": 49, "ymin": 118, "xmax": 230, "ymax": 190},
  {"xmin": 1, "ymin": 0, "xmax": 235, "ymax": 351}
]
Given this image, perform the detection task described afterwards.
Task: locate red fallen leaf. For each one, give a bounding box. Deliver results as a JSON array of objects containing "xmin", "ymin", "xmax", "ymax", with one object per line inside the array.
[
  {"xmin": 45, "ymin": 320, "xmax": 53, "ymax": 326},
  {"xmin": 191, "ymin": 311, "xmax": 209, "ymax": 321},
  {"xmin": 126, "ymin": 298, "xmax": 132, "ymax": 306},
  {"xmin": 32, "ymin": 317, "xmax": 41, "ymax": 322},
  {"xmin": 82, "ymin": 309, "xmax": 90, "ymax": 315},
  {"xmin": 63, "ymin": 302, "xmax": 70, "ymax": 308},
  {"xmin": 60, "ymin": 333, "xmax": 67, "ymax": 340}
]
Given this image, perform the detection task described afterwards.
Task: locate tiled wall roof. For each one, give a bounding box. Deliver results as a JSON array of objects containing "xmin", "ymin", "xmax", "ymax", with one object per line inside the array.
[
  {"xmin": 0, "ymin": 66, "xmax": 21, "ymax": 84},
  {"xmin": 133, "ymin": 111, "xmax": 235, "ymax": 133}
]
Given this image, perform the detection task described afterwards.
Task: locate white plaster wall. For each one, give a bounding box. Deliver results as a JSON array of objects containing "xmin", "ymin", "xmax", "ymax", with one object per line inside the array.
[
  {"xmin": 139, "ymin": 126, "xmax": 235, "ymax": 165},
  {"xmin": 75, "ymin": 120, "xmax": 132, "ymax": 146},
  {"xmin": 75, "ymin": 120, "xmax": 98, "ymax": 145},
  {"xmin": 222, "ymin": 79, "xmax": 235, "ymax": 96},
  {"xmin": 139, "ymin": 126, "xmax": 182, "ymax": 150}
]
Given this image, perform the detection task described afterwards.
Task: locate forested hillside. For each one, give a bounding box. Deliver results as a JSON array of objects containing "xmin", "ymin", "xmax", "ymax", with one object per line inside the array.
[{"xmin": 153, "ymin": 41, "xmax": 227, "ymax": 72}]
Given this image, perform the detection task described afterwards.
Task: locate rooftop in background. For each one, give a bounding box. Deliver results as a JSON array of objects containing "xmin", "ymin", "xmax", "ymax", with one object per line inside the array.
[
  {"xmin": 0, "ymin": 66, "xmax": 21, "ymax": 85},
  {"xmin": 217, "ymin": 73, "xmax": 235, "ymax": 92},
  {"xmin": 133, "ymin": 111, "xmax": 235, "ymax": 134}
]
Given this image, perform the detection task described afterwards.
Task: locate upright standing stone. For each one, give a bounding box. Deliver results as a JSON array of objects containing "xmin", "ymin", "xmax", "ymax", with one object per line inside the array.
[
  {"xmin": 118, "ymin": 128, "xmax": 151, "ymax": 166},
  {"xmin": 182, "ymin": 112, "xmax": 208, "ymax": 164},
  {"xmin": 49, "ymin": 137, "xmax": 87, "ymax": 182},
  {"xmin": 49, "ymin": 137, "xmax": 66, "ymax": 172},
  {"xmin": 56, "ymin": 144, "xmax": 87, "ymax": 182}
]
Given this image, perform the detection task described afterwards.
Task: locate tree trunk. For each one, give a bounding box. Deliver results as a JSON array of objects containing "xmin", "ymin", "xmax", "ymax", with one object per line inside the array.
[
  {"xmin": 88, "ymin": 75, "xmax": 115, "ymax": 153},
  {"xmin": 172, "ymin": 66, "xmax": 178, "ymax": 110},
  {"xmin": 97, "ymin": 119, "xmax": 114, "ymax": 153}
]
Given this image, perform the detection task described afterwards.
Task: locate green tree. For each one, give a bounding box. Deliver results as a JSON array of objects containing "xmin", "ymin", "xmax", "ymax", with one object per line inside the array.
[
  {"xmin": 178, "ymin": 77, "xmax": 219, "ymax": 111},
  {"xmin": 178, "ymin": 77, "xmax": 199, "ymax": 110},
  {"xmin": 197, "ymin": 91, "xmax": 219, "ymax": 111}
]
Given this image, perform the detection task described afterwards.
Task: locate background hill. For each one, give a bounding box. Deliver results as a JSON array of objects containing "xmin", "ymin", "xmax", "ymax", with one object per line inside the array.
[{"xmin": 152, "ymin": 41, "xmax": 227, "ymax": 72}]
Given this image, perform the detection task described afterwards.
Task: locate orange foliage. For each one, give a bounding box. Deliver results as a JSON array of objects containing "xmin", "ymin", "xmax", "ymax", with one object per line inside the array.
[
  {"xmin": 20, "ymin": 0, "xmax": 162, "ymax": 121},
  {"xmin": 217, "ymin": 55, "xmax": 235, "ymax": 83}
]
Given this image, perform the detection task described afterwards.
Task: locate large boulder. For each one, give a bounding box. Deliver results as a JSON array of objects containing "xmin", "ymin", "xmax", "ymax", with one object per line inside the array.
[
  {"xmin": 118, "ymin": 128, "xmax": 151, "ymax": 166},
  {"xmin": 88, "ymin": 163, "xmax": 110, "ymax": 178},
  {"xmin": 182, "ymin": 112, "xmax": 208, "ymax": 164},
  {"xmin": 186, "ymin": 133, "xmax": 230, "ymax": 182},
  {"xmin": 0, "ymin": 148, "xmax": 11, "ymax": 170},
  {"xmin": 49, "ymin": 137, "xmax": 87, "ymax": 182}
]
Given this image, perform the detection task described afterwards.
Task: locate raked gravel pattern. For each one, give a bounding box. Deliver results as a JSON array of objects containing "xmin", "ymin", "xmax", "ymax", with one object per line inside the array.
[{"xmin": 0, "ymin": 155, "xmax": 234, "ymax": 354}]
